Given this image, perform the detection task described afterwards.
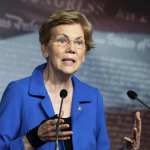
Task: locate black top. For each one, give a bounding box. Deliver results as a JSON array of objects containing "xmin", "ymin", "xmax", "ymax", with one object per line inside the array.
[
  {"xmin": 63, "ymin": 117, "xmax": 73, "ymax": 150},
  {"xmin": 50, "ymin": 115, "xmax": 73, "ymax": 150}
]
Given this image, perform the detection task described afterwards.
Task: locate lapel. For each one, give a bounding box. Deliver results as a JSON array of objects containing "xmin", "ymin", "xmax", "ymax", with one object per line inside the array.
[
  {"xmin": 71, "ymin": 76, "xmax": 92, "ymax": 150},
  {"xmin": 71, "ymin": 76, "xmax": 92, "ymax": 122},
  {"xmin": 40, "ymin": 95, "xmax": 55, "ymax": 118},
  {"xmin": 28, "ymin": 63, "xmax": 55, "ymax": 118}
]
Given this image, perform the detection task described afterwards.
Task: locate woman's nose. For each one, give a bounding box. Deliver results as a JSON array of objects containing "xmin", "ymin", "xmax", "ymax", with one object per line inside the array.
[{"xmin": 66, "ymin": 41, "xmax": 76, "ymax": 53}]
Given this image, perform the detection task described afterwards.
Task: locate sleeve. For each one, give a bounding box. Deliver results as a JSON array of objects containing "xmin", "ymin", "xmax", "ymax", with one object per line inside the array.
[
  {"xmin": 96, "ymin": 89, "xmax": 110, "ymax": 150},
  {"xmin": 0, "ymin": 82, "xmax": 25, "ymax": 150}
]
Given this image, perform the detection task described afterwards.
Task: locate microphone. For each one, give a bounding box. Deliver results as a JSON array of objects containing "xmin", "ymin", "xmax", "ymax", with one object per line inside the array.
[
  {"xmin": 60, "ymin": 89, "xmax": 68, "ymax": 99},
  {"xmin": 55, "ymin": 89, "xmax": 68, "ymax": 150},
  {"xmin": 127, "ymin": 90, "xmax": 150, "ymax": 110}
]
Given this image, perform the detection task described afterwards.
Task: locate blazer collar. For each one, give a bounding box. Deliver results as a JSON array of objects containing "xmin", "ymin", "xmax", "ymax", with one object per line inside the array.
[
  {"xmin": 28, "ymin": 63, "xmax": 55, "ymax": 118},
  {"xmin": 71, "ymin": 76, "xmax": 92, "ymax": 121},
  {"xmin": 28, "ymin": 63, "xmax": 47, "ymax": 97},
  {"xmin": 71, "ymin": 76, "xmax": 92, "ymax": 103}
]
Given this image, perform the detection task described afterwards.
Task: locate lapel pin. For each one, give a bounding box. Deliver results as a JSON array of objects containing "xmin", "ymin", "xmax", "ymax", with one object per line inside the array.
[{"xmin": 78, "ymin": 106, "xmax": 82, "ymax": 111}]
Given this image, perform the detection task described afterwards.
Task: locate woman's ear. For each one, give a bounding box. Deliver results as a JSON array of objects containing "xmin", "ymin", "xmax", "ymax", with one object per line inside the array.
[
  {"xmin": 81, "ymin": 55, "xmax": 85, "ymax": 63},
  {"xmin": 81, "ymin": 49, "xmax": 87, "ymax": 63},
  {"xmin": 41, "ymin": 44, "xmax": 49, "ymax": 58}
]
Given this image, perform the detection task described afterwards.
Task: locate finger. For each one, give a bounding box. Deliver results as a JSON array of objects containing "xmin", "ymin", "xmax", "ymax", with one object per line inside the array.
[
  {"xmin": 135, "ymin": 111, "xmax": 141, "ymax": 134},
  {"xmin": 38, "ymin": 130, "xmax": 58, "ymax": 141},
  {"xmin": 124, "ymin": 137, "xmax": 133, "ymax": 144},
  {"xmin": 38, "ymin": 122, "xmax": 57, "ymax": 137},
  {"xmin": 58, "ymin": 136, "xmax": 71, "ymax": 140},
  {"xmin": 40, "ymin": 124, "xmax": 73, "ymax": 136},
  {"xmin": 40, "ymin": 118, "xmax": 64, "ymax": 132},
  {"xmin": 38, "ymin": 124, "xmax": 69, "ymax": 141},
  {"xmin": 38, "ymin": 125, "xmax": 54, "ymax": 136},
  {"xmin": 47, "ymin": 130, "xmax": 73, "ymax": 137},
  {"xmin": 47, "ymin": 123, "xmax": 70, "ymax": 132},
  {"xmin": 123, "ymin": 137, "xmax": 134, "ymax": 149},
  {"xmin": 49, "ymin": 136, "xmax": 71, "ymax": 141},
  {"xmin": 132, "ymin": 127, "xmax": 141, "ymax": 149},
  {"xmin": 133, "ymin": 128, "xmax": 140, "ymax": 150},
  {"xmin": 132, "ymin": 127, "xmax": 137, "ymax": 142},
  {"xmin": 59, "ymin": 123, "xmax": 70, "ymax": 130},
  {"xmin": 39, "ymin": 129, "xmax": 73, "ymax": 141},
  {"xmin": 57, "ymin": 131, "xmax": 73, "ymax": 137},
  {"xmin": 46, "ymin": 119, "xmax": 64, "ymax": 126},
  {"xmin": 135, "ymin": 111, "xmax": 141, "ymax": 120}
]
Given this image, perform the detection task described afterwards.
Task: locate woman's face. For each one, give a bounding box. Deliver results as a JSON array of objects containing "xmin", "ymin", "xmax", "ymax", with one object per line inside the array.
[{"xmin": 42, "ymin": 23, "xmax": 86, "ymax": 75}]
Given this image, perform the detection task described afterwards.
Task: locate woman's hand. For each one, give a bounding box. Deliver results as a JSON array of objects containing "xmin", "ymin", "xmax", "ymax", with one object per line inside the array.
[
  {"xmin": 23, "ymin": 136, "xmax": 34, "ymax": 150},
  {"xmin": 124, "ymin": 111, "xmax": 141, "ymax": 150},
  {"xmin": 38, "ymin": 118, "xmax": 72, "ymax": 141}
]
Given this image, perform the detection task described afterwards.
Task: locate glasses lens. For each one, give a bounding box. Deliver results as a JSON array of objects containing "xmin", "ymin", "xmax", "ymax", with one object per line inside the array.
[
  {"xmin": 55, "ymin": 36, "xmax": 68, "ymax": 47},
  {"xmin": 74, "ymin": 39, "xmax": 85, "ymax": 49}
]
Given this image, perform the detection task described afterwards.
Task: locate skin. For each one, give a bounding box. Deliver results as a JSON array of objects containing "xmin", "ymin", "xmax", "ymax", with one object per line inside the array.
[
  {"xmin": 42, "ymin": 23, "xmax": 86, "ymax": 77},
  {"xmin": 24, "ymin": 23, "xmax": 86, "ymax": 149},
  {"xmin": 123, "ymin": 111, "xmax": 141, "ymax": 150}
]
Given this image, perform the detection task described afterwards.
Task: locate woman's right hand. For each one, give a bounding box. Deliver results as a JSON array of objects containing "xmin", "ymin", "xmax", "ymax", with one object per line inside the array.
[{"xmin": 37, "ymin": 118, "xmax": 73, "ymax": 142}]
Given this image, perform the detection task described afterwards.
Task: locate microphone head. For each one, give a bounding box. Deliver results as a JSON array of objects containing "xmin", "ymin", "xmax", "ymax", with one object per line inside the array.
[
  {"xmin": 127, "ymin": 90, "xmax": 138, "ymax": 100},
  {"xmin": 60, "ymin": 89, "xmax": 68, "ymax": 98}
]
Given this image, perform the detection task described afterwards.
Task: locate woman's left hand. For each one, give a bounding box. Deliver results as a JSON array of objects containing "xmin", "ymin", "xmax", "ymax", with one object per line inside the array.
[{"xmin": 123, "ymin": 111, "xmax": 141, "ymax": 150}]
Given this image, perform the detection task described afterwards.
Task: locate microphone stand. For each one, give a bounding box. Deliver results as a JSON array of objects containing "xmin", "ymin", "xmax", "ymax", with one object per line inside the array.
[
  {"xmin": 55, "ymin": 89, "xmax": 67, "ymax": 150},
  {"xmin": 55, "ymin": 96, "xmax": 64, "ymax": 150},
  {"xmin": 136, "ymin": 97, "xmax": 150, "ymax": 110}
]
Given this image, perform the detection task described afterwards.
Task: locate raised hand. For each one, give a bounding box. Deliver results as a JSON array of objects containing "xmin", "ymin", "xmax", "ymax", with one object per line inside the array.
[{"xmin": 123, "ymin": 111, "xmax": 141, "ymax": 150}]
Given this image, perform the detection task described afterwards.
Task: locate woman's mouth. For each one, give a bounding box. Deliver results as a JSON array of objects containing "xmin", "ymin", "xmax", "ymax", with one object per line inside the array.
[{"xmin": 62, "ymin": 58, "xmax": 76, "ymax": 66}]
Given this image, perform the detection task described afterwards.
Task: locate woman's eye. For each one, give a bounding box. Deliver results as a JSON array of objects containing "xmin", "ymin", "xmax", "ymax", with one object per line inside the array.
[
  {"xmin": 56, "ymin": 38, "xmax": 67, "ymax": 43},
  {"xmin": 75, "ymin": 40, "xmax": 84, "ymax": 45}
]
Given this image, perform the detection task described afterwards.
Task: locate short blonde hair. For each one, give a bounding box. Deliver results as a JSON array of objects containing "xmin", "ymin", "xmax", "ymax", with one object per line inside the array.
[{"xmin": 39, "ymin": 10, "xmax": 94, "ymax": 52}]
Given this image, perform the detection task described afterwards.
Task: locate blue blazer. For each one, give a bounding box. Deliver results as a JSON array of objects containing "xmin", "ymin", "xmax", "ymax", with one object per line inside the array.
[{"xmin": 0, "ymin": 64, "xmax": 110, "ymax": 150}]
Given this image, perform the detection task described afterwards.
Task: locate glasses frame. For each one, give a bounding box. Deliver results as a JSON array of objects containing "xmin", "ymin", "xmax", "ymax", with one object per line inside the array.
[{"xmin": 50, "ymin": 34, "xmax": 86, "ymax": 50}]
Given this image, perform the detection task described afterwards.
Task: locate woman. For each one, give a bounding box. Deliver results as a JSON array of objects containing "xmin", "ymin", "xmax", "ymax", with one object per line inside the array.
[{"xmin": 0, "ymin": 10, "xmax": 110, "ymax": 149}]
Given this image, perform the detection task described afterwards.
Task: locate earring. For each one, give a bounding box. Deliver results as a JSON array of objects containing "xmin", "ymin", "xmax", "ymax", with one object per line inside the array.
[{"xmin": 44, "ymin": 53, "xmax": 48, "ymax": 58}]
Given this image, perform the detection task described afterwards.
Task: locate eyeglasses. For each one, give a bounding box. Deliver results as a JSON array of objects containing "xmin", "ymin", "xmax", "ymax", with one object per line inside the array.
[{"xmin": 50, "ymin": 34, "xmax": 85, "ymax": 49}]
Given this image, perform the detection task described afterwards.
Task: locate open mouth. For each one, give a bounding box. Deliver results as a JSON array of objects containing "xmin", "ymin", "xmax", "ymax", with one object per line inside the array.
[
  {"xmin": 62, "ymin": 58, "xmax": 76, "ymax": 63},
  {"xmin": 62, "ymin": 58, "xmax": 76, "ymax": 66}
]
